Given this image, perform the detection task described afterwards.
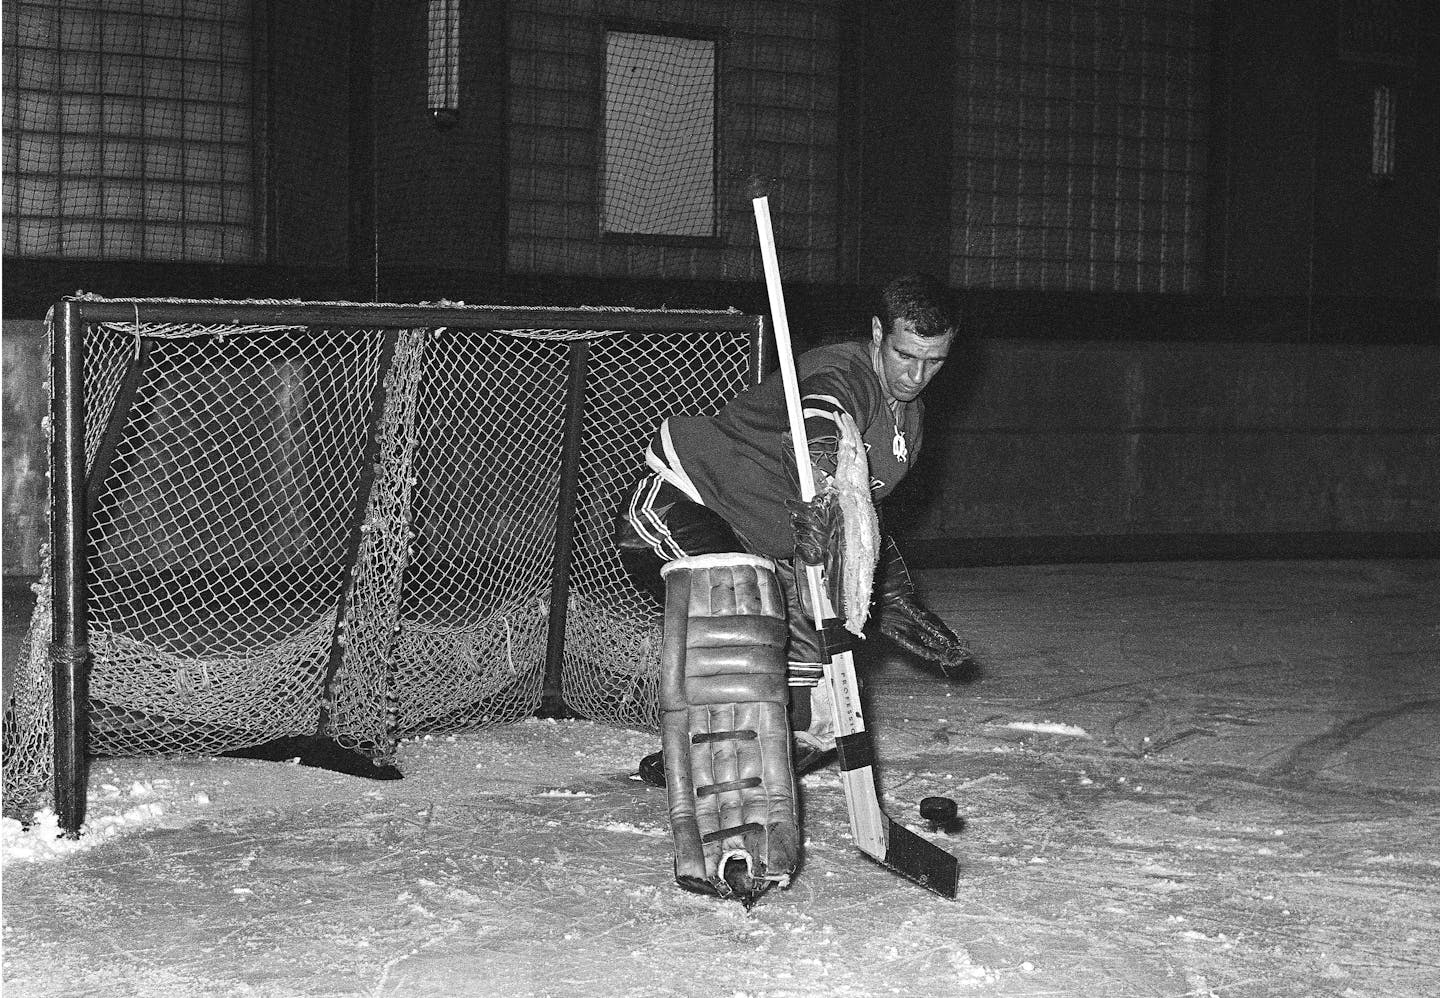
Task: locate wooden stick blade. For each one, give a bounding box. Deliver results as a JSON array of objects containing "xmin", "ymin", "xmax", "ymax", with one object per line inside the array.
[
  {"xmin": 835, "ymin": 740, "xmax": 962, "ymax": 900},
  {"xmin": 828, "ymin": 643, "xmax": 961, "ymax": 899},
  {"xmin": 878, "ymin": 816, "xmax": 961, "ymax": 899}
]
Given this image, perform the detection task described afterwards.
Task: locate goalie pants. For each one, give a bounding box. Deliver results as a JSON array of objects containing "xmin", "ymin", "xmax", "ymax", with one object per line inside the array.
[{"xmin": 613, "ymin": 474, "xmax": 826, "ymax": 730}]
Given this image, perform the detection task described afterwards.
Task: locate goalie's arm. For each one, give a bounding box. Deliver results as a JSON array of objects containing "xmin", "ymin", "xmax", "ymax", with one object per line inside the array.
[
  {"xmin": 784, "ymin": 384, "xmax": 858, "ymax": 563},
  {"xmin": 785, "ymin": 355, "xmax": 884, "ymax": 549},
  {"xmin": 794, "ymin": 387, "xmax": 855, "ymax": 481}
]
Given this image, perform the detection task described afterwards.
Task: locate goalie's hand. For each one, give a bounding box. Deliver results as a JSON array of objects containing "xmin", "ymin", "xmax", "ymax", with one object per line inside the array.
[
  {"xmin": 878, "ymin": 594, "xmax": 976, "ymax": 682},
  {"xmin": 786, "ymin": 487, "xmax": 839, "ymax": 567},
  {"xmin": 783, "ymin": 489, "xmax": 844, "ymax": 626}
]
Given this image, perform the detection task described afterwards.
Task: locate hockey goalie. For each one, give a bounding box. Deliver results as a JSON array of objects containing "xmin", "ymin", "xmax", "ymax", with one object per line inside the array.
[
  {"xmin": 613, "ymin": 273, "xmax": 973, "ymax": 902},
  {"xmin": 651, "ymin": 411, "xmax": 878, "ymax": 904}
]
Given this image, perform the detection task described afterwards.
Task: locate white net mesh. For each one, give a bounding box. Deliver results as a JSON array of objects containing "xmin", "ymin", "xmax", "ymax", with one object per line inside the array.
[{"xmin": 3, "ymin": 297, "xmax": 756, "ymax": 821}]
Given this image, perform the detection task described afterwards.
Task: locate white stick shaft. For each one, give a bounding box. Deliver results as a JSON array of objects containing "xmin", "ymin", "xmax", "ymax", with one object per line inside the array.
[
  {"xmin": 751, "ymin": 197, "xmax": 817, "ymax": 505},
  {"xmin": 751, "ymin": 196, "xmax": 887, "ymax": 858}
]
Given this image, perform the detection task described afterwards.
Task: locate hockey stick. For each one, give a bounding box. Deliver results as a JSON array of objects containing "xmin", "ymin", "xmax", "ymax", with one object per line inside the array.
[{"xmin": 751, "ymin": 196, "xmax": 959, "ymax": 899}]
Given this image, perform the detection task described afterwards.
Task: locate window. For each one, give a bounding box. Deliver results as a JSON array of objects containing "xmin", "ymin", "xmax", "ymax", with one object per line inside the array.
[
  {"xmin": 3, "ymin": 0, "xmax": 258, "ymax": 262},
  {"xmin": 952, "ymin": 1, "xmax": 1209, "ymax": 292},
  {"xmin": 602, "ymin": 29, "xmax": 716, "ymax": 240}
]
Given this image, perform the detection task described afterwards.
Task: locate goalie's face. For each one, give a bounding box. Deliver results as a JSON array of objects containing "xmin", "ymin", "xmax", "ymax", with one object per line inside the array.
[{"xmin": 871, "ymin": 317, "xmax": 953, "ymax": 403}]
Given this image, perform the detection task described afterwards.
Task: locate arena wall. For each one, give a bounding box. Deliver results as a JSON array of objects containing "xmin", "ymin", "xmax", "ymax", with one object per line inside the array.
[{"xmin": 6, "ymin": 315, "xmax": 1436, "ymax": 581}]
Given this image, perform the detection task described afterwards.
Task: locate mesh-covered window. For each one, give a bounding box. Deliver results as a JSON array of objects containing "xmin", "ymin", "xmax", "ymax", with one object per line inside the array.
[
  {"xmin": 952, "ymin": 0, "xmax": 1209, "ymax": 292},
  {"xmin": 602, "ymin": 30, "xmax": 716, "ymax": 239},
  {"xmin": 426, "ymin": 0, "xmax": 460, "ymax": 123},
  {"xmin": 508, "ymin": 1, "xmax": 840, "ymax": 283},
  {"xmin": 3, "ymin": 0, "xmax": 259, "ymax": 262}
]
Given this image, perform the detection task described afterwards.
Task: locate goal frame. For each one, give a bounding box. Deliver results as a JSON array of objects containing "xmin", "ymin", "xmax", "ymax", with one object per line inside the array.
[{"xmin": 44, "ymin": 296, "xmax": 772, "ymax": 836}]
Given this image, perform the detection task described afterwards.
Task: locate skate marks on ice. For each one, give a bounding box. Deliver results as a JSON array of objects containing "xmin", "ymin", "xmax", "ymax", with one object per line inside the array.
[
  {"xmin": 981, "ymin": 763, "xmax": 1439, "ymax": 997},
  {"xmin": 914, "ymin": 559, "xmax": 1440, "ymax": 797},
  {"xmin": 852, "ymin": 720, "xmax": 1440, "ymax": 997},
  {"xmin": 6, "ymin": 714, "xmax": 1437, "ymax": 998},
  {"xmin": 4, "ymin": 561, "xmax": 1438, "ymax": 997},
  {"xmin": 2, "ymin": 722, "xmax": 1011, "ymax": 998},
  {"xmin": 859, "ymin": 559, "xmax": 1440, "ymax": 994},
  {"xmin": 1264, "ymin": 697, "xmax": 1440, "ymax": 790}
]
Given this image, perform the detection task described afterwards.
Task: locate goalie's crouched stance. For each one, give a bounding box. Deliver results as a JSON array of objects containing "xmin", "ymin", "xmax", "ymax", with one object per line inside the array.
[{"xmin": 659, "ymin": 554, "xmax": 801, "ymax": 903}]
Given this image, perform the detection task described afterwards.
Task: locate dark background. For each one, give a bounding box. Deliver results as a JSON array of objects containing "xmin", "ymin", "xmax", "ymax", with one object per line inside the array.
[{"xmin": 4, "ymin": 0, "xmax": 1437, "ymax": 577}]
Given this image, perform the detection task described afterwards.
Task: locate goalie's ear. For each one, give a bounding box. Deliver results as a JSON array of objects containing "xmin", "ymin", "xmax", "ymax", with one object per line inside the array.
[{"xmin": 871, "ymin": 315, "xmax": 884, "ymax": 345}]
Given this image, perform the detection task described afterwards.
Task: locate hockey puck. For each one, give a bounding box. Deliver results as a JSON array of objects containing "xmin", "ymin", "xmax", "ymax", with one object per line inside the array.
[{"xmin": 919, "ymin": 795, "xmax": 959, "ymax": 832}]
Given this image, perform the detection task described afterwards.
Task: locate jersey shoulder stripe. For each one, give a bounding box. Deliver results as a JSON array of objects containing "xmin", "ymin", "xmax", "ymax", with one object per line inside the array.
[{"xmin": 645, "ymin": 419, "xmax": 704, "ymax": 504}]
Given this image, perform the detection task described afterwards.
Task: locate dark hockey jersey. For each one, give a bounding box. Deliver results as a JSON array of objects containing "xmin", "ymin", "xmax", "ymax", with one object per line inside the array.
[{"xmin": 645, "ymin": 340, "xmax": 922, "ymax": 559}]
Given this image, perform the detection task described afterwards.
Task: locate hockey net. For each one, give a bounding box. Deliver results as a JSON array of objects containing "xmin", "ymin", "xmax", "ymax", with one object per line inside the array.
[{"xmin": 4, "ymin": 296, "xmax": 760, "ymax": 822}]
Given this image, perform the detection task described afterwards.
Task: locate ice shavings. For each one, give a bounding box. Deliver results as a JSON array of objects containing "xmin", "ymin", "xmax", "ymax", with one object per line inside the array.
[
  {"xmin": 2, "ymin": 801, "xmax": 163, "ymax": 864},
  {"xmin": 2, "ymin": 775, "xmax": 209, "ymax": 867},
  {"xmin": 597, "ymin": 821, "xmax": 667, "ymax": 838},
  {"xmin": 1000, "ymin": 720, "xmax": 1091, "ymax": 738}
]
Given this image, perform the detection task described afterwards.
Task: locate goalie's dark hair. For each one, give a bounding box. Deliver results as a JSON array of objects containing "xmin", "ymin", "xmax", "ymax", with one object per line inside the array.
[{"xmin": 876, "ymin": 273, "xmax": 959, "ymax": 340}]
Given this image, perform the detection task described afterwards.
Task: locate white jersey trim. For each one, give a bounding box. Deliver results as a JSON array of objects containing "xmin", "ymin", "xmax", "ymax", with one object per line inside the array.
[
  {"xmin": 644, "ymin": 419, "xmax": 705, "ymax": 505},
  {"xmin": 627, "ymin": 474, "xmax": 687, "ymax": 561},
  {"xmin": 802, "ymin": 392, "xmax": 846, "ymax": 411}
]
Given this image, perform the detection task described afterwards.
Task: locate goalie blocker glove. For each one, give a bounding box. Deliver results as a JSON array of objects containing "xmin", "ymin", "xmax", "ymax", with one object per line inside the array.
[
  {"xmin": 787, "ymin": 489, "xmax": 840, "ymax": 568},
  {"xmin": 785, "ymin": 490, "xmax": 845, "ymax": 621},
  {"xmin": 874, "ymin": 535, "xmax": 976, "ymax": 682},
  {"xmin": 658, "ymin": 554, "xmax": 801, "ymax": 905}
]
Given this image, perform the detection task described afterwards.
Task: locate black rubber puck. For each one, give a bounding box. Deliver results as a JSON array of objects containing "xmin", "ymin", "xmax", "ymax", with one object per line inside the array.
[{"xmin": 919, "ymin": 796, "xmax": 958, "ymax": 823}]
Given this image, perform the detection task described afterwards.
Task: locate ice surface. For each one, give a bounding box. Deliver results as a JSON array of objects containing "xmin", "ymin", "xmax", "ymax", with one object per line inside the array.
[{"xmin": 3, "ymin": 560, "xmax": 1438, "ymax": 997}]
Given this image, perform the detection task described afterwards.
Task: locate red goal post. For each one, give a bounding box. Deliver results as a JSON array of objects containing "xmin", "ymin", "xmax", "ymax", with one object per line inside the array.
[{"xmin": 6, "ymin": 295, "xmax": 770, "ymax": 835}]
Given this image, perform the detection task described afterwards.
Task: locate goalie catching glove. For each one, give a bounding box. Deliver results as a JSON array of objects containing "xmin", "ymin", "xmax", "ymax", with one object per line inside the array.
[{"xmin": 874, "ymin": 535, "xmax": 976, "ymax": 682}]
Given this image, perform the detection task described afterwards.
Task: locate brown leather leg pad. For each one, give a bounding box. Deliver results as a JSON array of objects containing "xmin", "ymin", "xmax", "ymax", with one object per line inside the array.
[{"xmin": 659, "ymin": 554, "xmax": 801, "ymax": 898}]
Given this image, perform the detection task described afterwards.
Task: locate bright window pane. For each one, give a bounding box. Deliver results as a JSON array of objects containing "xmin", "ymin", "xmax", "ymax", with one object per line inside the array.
[{"xmin": 603, "ymin": 31, "xmax": 715, "ymax": 239}]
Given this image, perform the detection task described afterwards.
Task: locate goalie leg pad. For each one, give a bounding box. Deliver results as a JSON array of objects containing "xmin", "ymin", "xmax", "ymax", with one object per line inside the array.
[{"xmin": 660, "ymin": 554, "xmax": 801, "ymax": 902}]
